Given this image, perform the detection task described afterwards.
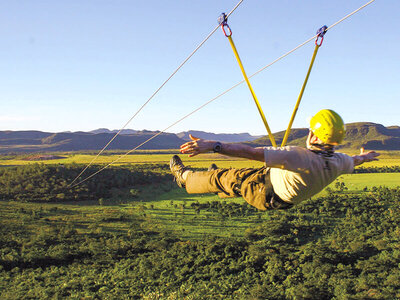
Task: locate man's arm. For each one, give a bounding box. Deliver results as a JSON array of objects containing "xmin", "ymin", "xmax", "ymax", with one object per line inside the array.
[
  {"xmin": 179, "ymin": 134, "xmax": 265, "ymax": 162},
  {"xmin": 352, "ymin": 147, "xmax": 380, "ymax": 166}
]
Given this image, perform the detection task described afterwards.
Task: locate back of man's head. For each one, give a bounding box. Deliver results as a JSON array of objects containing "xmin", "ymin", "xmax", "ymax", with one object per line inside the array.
[{"xmin": 309, "ymin": 109, "xmax": 345, "ymax": 146}]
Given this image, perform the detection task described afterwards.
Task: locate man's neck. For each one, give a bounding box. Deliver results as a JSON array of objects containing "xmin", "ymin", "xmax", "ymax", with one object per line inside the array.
[{"xmin": 307, "ymin": 143, "xmax": 335, "ymax": 156}]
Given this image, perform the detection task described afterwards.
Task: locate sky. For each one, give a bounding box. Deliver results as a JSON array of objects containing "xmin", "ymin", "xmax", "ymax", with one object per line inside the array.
[{"xmin": 1, "ymin": 0, "xmax": 399, "ymax": 135}]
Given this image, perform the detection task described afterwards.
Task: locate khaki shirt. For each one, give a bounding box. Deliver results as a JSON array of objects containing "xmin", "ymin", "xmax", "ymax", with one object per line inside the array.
[{"xmin": 264, "ymin": 146, "xmax": 354, "ymax": 204}]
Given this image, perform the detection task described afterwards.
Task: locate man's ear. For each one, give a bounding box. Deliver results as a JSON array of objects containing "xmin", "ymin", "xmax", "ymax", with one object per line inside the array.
[{"xmin": 309, "ymin": 132, "xmax": 321, "ymax": 144}]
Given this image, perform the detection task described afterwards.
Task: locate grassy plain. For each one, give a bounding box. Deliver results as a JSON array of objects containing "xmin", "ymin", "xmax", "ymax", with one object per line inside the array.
[
  {"xmin": 1, "ymin": 149, "xmax": 400, "ymax": 167},
  {"xmin": 1, "ymin": 149, "xmax": 399, "ymax": 192},
  {"xmin": 0, "ymin": 187, "xmax": 262, "ymax": 240},
  {"xmin": 339, "ymin": 173, "xmax": 400, "ymax": 191},
  {"xmin": 1, "ymin": 149, "xmax": 399, "ymax": 239}
]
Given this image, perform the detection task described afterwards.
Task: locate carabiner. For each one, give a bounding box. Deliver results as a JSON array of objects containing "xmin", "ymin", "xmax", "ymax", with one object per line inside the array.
[
  {"xmin": 222, "ymin": 23, "xmax": 232, "ymax": 37},
  {"xmin": 315, "ymin": 25, "xmax": 328, "ymax": 46},
  {"xmin": 218, "ymin": 13, "xmax": 232, "ymax": 37}
]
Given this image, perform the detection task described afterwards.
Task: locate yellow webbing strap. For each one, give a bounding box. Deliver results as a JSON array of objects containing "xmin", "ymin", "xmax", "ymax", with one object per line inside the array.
[
  {"xmin": 226, "ymin": 35, "xmax": 277, "ymax": 147},
  {"xmin": 281, "ymin": 44, "xmax": 320, "ymax": 147}
]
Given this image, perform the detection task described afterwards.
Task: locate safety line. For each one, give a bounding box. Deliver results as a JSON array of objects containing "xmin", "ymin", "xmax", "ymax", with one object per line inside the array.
[
  {"xmin": 70, "ymin": 0, "xmax": 375, "ymax": 188},
  {"xmin": 281, "ymin": 44, "xmax": 320, "ymax": 147},
  {"xmin": 68, "ymin": 0, "xmax": 244, "ymax": 187},
  {"xmin": 226, "ymin": 34, "xmax": 277, "ymax": 147}
]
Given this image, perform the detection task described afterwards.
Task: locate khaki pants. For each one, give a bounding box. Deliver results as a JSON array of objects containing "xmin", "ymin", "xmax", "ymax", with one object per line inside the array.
[{"xmin": 186, "ymin": 167, "xmax": 273, "ymax": 211}]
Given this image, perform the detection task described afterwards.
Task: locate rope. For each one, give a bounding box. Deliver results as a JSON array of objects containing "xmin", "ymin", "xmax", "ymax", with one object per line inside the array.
[
  {"xmin": 281, "ymin": 44, "xmax": 320, "ymax": 147},
  {"xmin": 226, "ymin": 35, "xmax": 277, "ymax": 147},
  {"xmin": 70, "ymin": 0, "xmax": 376, "ymax": 188},
  {"xmin": 68, "ymin": 0, "xmax": 244, "ymax": 187}
]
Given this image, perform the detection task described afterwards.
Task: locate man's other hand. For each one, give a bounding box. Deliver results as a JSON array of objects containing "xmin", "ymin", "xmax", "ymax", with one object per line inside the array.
[
  {"xmin": 180, "ymin": 134, "xmax": 214, "ymax": 157},
  {"xmin": 359, "ymin": 147, "xmax": 380, "ymax": 163}
]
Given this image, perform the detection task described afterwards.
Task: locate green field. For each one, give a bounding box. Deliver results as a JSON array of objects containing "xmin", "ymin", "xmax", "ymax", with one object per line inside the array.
[
  {"xmin": 0, "ymin": 149, "xmax": 399, "ymax": 239},
  {"xmin": 1, "ymin": 151, "xmax": 400, "ymax": 299},
  {"xmin": 338, "ymin": 173, "xmax": 400, "ymax": 190},
  {"xmin": 130, "ymin": 173, "xmax": 400, "ymax": 239},
  {"xmin": 1, "ymin": 149, "xmax": 399, "ymax": 168}
]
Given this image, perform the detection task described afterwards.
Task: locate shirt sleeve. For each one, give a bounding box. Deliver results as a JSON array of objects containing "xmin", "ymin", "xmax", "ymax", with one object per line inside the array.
[{"xmin": 335, "ymin": 153, "xmax": 355, "ymax": 174}]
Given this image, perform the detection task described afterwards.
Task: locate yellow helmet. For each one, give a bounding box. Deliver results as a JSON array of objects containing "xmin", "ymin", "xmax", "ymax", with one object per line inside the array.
[{"xmin": 309, "ymin": 109, "xmax": 345, "ymax": 145}]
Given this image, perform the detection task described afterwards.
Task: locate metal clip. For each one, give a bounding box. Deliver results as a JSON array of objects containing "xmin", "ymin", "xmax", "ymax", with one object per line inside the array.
[
  {"xmin": 218, "ymin": 13, "xmax": 232, "ymax": 37},
  {"xmin": 315, "ymin": 25, "xmax": 328, "ymax": 46}
]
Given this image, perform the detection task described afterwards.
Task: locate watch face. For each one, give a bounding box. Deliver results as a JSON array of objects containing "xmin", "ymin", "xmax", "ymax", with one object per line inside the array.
[{"xmin": 214, "ymin": 142, "xmax": 222, "ymax": 153}]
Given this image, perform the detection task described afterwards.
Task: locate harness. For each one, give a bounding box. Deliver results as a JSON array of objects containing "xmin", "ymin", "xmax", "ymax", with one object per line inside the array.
[
  {"xmin": 219, "ymin": 13, "xmax": 328, "ymax": 148},
  {"xmin": 233, "ymin": 167, "xmax": 293, "ymax": 210}
]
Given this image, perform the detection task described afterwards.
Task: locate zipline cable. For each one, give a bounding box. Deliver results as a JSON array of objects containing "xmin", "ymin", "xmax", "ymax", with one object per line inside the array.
[
  {"xmin": 245, "ymin": 0, "xmax": 376, "ymax": 83},
  {"xmin": 68, "ymin": 0, "xmax": 245, "ymax": 187},
  {"xmin": 70, "ymin": 95, "xmax": 233, "ymax": 188},
  {"xmin": 326, "ymin": 0, "xmax": 375, "ymax": 32},
  {"xmin": 70, "ymin": 0, "xmax": 376, "ymax": 188}
]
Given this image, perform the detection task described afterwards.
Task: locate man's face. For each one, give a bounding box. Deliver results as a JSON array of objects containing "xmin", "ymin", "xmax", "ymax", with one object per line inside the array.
[{"xmin": 306, "ymin": 131, "xmax": 314, "ymax": 149}]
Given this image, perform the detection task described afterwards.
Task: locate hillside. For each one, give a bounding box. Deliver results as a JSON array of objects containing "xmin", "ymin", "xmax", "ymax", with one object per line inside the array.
[
  {"xmin": 250, "ymin": 122, "xmax": 400, "ymax": 150},
  {"xmin": 0, "ymin": 122, "xmax": 398, "ymax": 153},
  {"xmin": 176, "ymin": 130, "xmax": 263, "ymax": 143},
  {"xmin": 0, "ymin": 131, "xmax": 185, "ymax": 153},
  {"xmin": 343, "ymin": 122, "xmax": 400, "ymax": 149}
]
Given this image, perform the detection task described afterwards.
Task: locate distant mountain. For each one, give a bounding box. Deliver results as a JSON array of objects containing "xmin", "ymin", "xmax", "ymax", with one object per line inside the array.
[
  {"xmin": 0, "ymin": 130, "xmax": 51, "ymax": 140},
  {"xmin": 249, "ymin": 122, "xmax": 400, "ymax": 150},
  {"xmin": 248, "ymin": 128, "xmax": 309, "ymax": 147},
  {"xmin": 0, "ymin": 122, "xmax": 398, "ymax": 153},
  {"xmin": 89, "ymin": 128, "xmax": 112, "ymax": 134},
  {"xmin": 0, "ymin": 130, "xmax": 185, "ymax": 153},
  {"xmin": 343, "ymin": 122, "xmax": 400, "ymax": 150},
  {"xmin": 177, "ymin": 130, "xmax": 263, "ymax": 143},
  {"xmin": 90, "ymin": 128, "xmax": 139, "ymax": 135}
]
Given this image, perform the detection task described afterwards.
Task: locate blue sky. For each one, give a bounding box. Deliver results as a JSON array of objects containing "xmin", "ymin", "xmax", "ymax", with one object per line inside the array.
[{"xmin": 1, "ymin": 0, "xmax": 399, "ymax": 135}]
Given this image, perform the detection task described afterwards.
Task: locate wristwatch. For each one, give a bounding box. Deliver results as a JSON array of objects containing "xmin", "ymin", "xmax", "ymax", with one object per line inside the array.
[{"xmin": 213, "ymin": 142, "xmax": 222, "ymax": 153}]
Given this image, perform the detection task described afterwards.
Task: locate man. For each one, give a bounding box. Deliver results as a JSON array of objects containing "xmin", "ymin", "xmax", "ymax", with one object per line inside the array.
[{"xmin": 170, "ymin": 109, "xmax": 380, "ymax": 210}]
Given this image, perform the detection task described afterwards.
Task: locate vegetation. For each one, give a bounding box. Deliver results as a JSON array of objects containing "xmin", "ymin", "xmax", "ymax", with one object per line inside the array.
[
  {"xmin": 0, "ymin": 161, "xmax": 400, "ymax": 298},
  {"xmin": 354, "ymin": 165, "xmax": 400, "ymax": 173},
  {"xmin": 1, "ymin": 186, "xmax": 400, "ymax": 299},
  {"xmin": 1, "ymin": 150, "xmax": 400, "ymax": 171},
  {"xmin": 0, "ymin": 163, "xmax": 172, "ymax": 202}
]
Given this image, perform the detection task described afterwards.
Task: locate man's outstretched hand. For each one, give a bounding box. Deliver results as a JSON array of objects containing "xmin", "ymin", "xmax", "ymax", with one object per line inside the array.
[
  {"xmin": 180, "ymin": 134, "xmax": 215, "ymax": 157},
  {"xmin": 353, "ymin": 147, "xmax": 380, "ymax": 166},
  {"xmin": 359, "ymin": 147, "xmax": 380, "ymax": 162}
]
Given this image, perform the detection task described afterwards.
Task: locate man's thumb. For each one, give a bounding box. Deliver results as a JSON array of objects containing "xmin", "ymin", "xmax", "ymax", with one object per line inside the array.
[{"xmin": 189, "ymin": 134, "xmax": 200, "ymax": 141}]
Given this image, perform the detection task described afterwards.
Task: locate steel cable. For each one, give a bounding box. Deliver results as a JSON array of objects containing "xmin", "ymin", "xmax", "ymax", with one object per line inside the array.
[
  {"xmin": 70, "ymin": 0, "xmax": 376, "ymax": 188},
  {"xmin": 68, "ymin": 0, "xmax": 244, "ymax": 187}
]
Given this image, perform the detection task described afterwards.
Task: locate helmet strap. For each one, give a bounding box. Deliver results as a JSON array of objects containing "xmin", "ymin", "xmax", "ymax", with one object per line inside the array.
[{"xmin": 308, "ymin": 143, "xmax": 335, "ymax": 157}]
